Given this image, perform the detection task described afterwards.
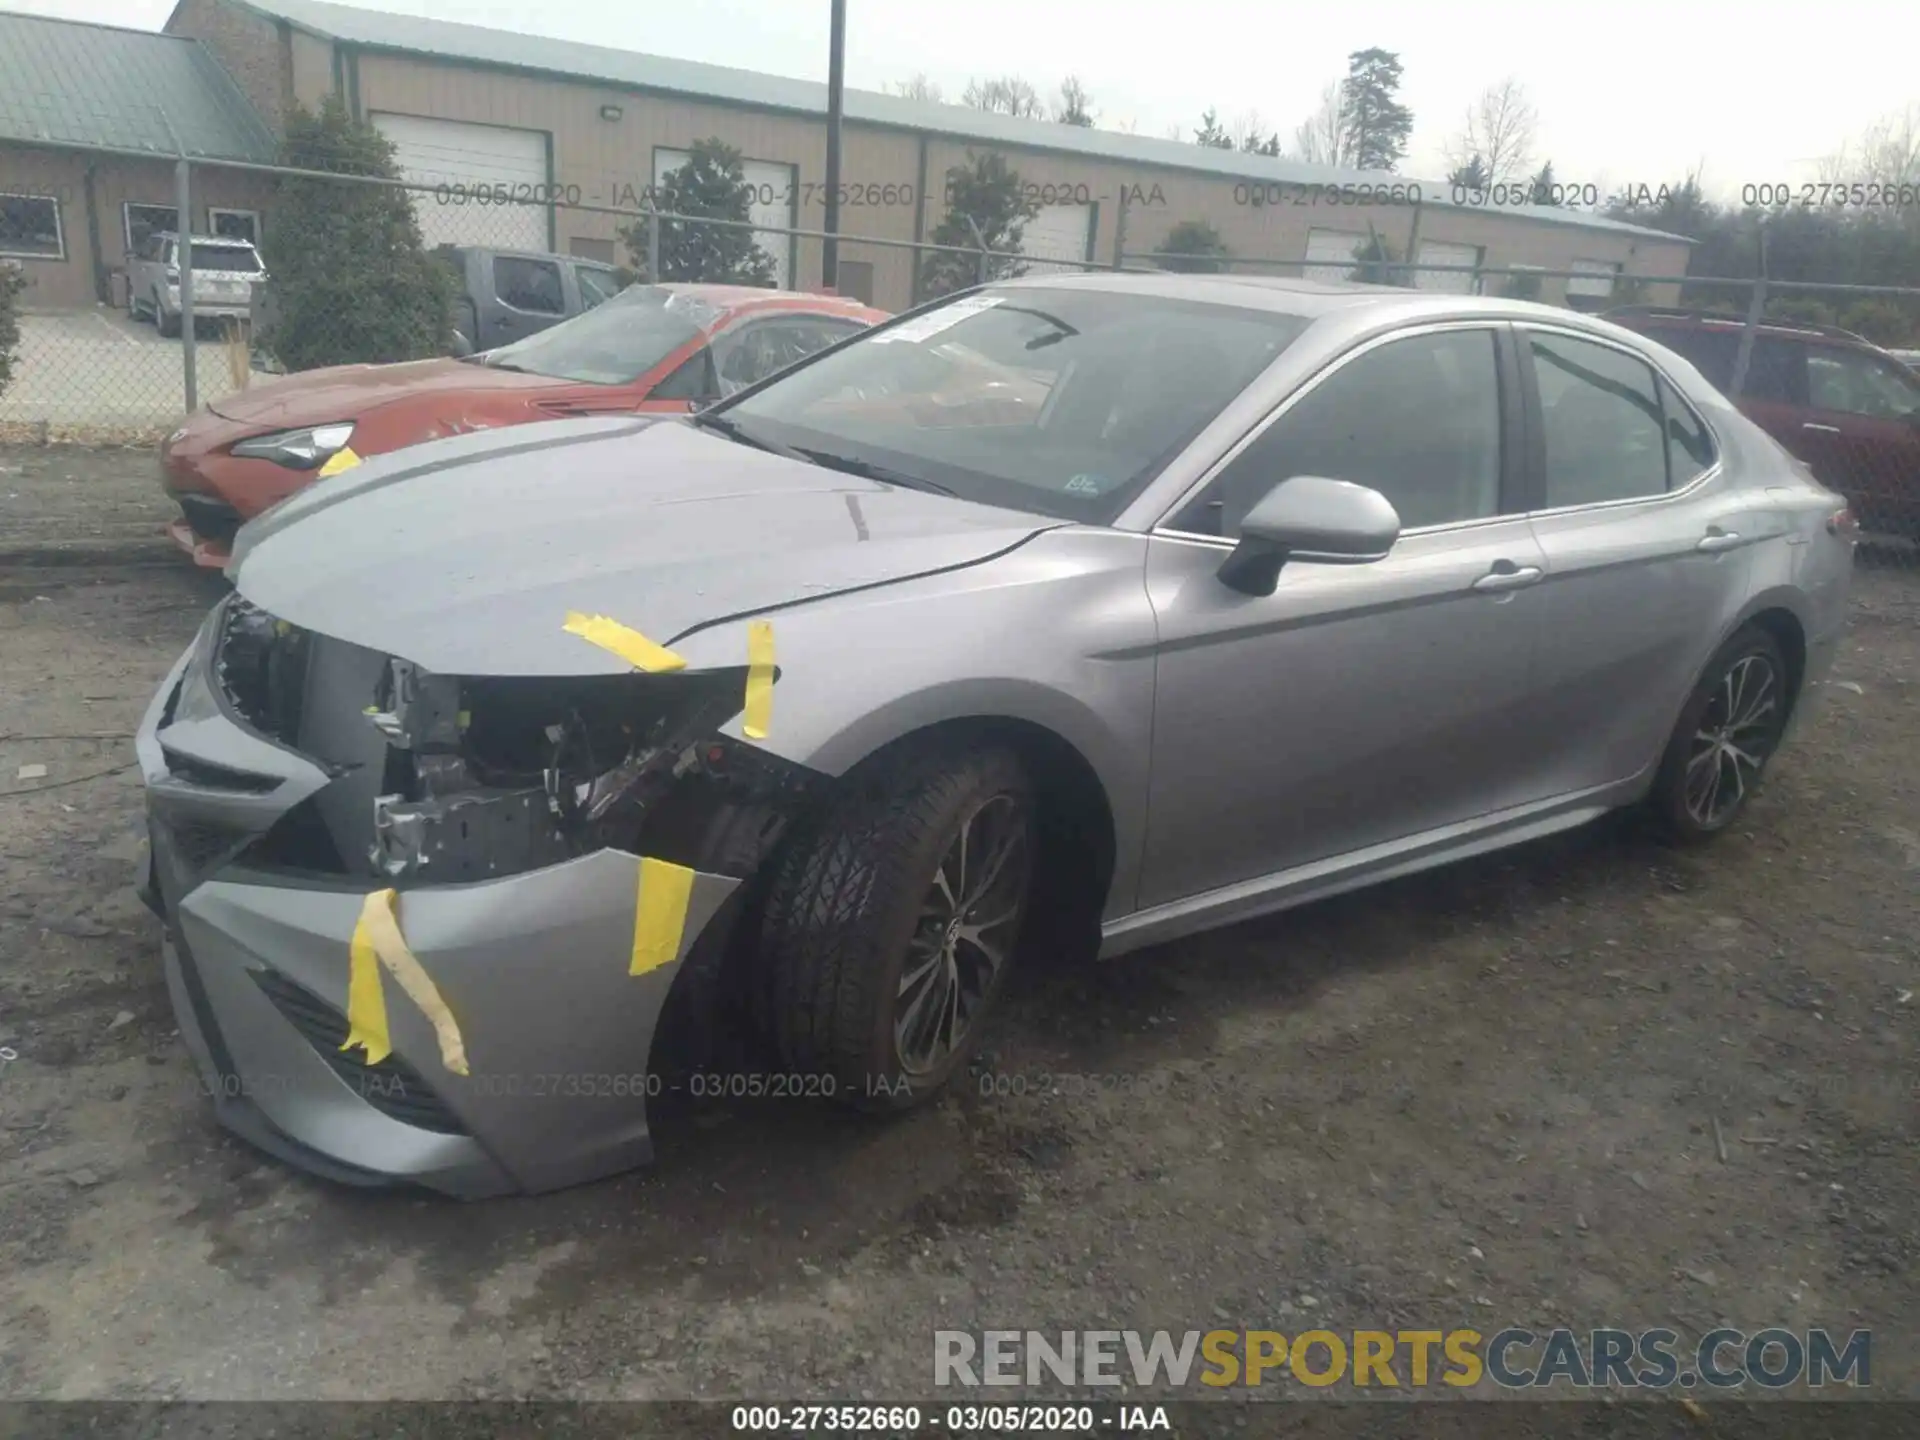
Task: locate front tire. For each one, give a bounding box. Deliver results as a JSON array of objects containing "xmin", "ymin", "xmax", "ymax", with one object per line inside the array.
[
  {"xmin": 756, "ymin": 741, "xmax": 1035, "ymax": 1112},
  {"xmin": 1650, "ymin": 624, "xmax": 1790, "ymax": 842},
  {"xmin": 156, "ymin": 293, "xmax": 180, "ymax": 338}
]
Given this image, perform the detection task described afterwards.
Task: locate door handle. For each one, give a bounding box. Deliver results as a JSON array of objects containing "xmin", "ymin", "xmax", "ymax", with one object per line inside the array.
[
  {"xmin": 1472, "ymin": 563, "xmax": 1543, "ymax": 593},
  {"xmin": 1696, "ymin": 530, "xmax": 1744, "ymax": 553},
  {"xmin": 1801, "ymin": 422, "xmax": 1842, "ymax": 435}
]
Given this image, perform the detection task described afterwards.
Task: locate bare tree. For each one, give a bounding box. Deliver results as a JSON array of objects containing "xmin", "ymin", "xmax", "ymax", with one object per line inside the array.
[
  {"xmin": 962, "ymin": 76, "xmax": 1046, "ymax": 119},
  {"xmin": 1055, "ymin": 75, "xmax": 1095, "ymax": 127},
  {"xmin": 1289, "ymin": 82, "xmax": 1349, "ymax": 167},
  {"xmin": 1233, "ymin": 110, "xmax": 1281, "ymax": 155},
  {"xmin": 1818, "ymin": 103, "xmax": 1920, "ymax": 189},
  {"xmin": 890, "ymin": 73, "xmax": 944, "ymax": 103},
  {"xmin": 1446, "ymin": 78, "xmax": 1537, "ymax": 186}
]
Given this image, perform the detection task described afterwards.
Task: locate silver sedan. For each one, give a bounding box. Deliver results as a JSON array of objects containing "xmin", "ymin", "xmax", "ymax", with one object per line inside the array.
[{"xmin": 136, "ymin": 274, "xmax": 1857, "ymax": 1196}]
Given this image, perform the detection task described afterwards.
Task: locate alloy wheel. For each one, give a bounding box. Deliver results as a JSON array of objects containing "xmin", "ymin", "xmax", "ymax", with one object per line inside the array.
[
  {"xmin": 892, "ymin": 792, "xmax": 1031, "ymax": 1076},
  {"xmin": 1683, "ymin": 652, "xmax": 1781, "ymax": 828}
]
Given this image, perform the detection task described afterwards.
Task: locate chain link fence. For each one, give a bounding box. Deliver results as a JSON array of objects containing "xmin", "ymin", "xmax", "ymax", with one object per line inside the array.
[
  {"xmin": 0, "ymin": 156, "xmax": 1126, "ymax": 448},
  {"xmin": 2, "ymin": 156, "xmax": 1915, "ymax": 580}
]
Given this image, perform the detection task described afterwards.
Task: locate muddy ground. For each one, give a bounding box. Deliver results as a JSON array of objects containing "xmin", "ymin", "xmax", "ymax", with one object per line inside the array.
[{"xmin": 0, "ymin": 444, "xmax": 1914, "ymax": 1418}]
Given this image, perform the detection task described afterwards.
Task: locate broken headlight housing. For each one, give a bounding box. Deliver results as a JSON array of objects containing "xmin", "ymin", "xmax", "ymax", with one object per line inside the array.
[{"xmin": 231, "ymin": 422, "xmax": 356, "ymax": 470}]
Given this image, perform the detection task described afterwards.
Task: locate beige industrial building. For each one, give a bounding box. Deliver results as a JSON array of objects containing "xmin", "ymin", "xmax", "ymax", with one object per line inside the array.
[{"xmin": 3, "ymin": 0, "xmax": 1691, "ymax": 315}]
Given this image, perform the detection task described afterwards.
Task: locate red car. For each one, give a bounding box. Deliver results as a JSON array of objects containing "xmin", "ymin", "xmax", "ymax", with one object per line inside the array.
[
  {"xmin": 1607, "ymin": 306, "xmax": 1920, "ymax": 539},
  {"xmin": 160, "ymin": 283, "xmax": 888, "ymax": 566}
]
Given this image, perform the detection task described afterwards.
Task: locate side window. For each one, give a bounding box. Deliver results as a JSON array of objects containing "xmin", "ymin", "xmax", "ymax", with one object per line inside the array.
[
  {"xmin": 493, "ymin": 256, "xmax": 565, "ymax": 314},
  {"xmin": 574, "ymin": 265, "xmax": 620, "ymax": 309},
  {"xmin": 1660, "ymin": 377, "xmax": 1715, "ymax": 488},
  {"xmin": 715, "ymin": 320, "xmax": 842, "ymax": 394},
  {"xmin": 1741, "ymin": 337, "xmax": 1804, "ymax": 405},
  {"xmin": 1647, "ymin": 325, "xmax": 1737, "ymax": 392},
  {"xmin": 1806, "ymin": 347, "xmax": 1920, "ymax": 420},
  {"xmin": 1530, "ymin": 332, "xmax": 1668, "ymax": 507},
  {"xmin": 650, "ymin": 345, "xmax": 717, "ymax": 402},
  {"xmin": 1170, "ymin": 329, "xmax": 1502, "ymax": 538}
]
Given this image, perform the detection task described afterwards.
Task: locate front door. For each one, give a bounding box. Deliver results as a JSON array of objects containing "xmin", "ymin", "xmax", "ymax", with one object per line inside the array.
[{"xmin": 1138, "ymin": 324, "xmax": 1550, "ymax": 909}]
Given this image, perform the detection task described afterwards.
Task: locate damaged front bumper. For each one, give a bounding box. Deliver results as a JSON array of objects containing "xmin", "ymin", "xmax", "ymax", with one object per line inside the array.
[{"xmin": 136, "ymin": 608, "xmax": 748, "ymax": 1197}]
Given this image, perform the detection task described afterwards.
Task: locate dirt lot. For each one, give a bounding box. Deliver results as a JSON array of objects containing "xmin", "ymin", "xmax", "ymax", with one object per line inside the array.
[{"xmin": 0, "ymin": 444, "xmax": 1914, "ymax": 1415}]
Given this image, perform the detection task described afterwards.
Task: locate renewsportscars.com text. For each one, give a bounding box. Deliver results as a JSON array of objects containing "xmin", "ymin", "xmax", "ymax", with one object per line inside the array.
[{"xmin": 934, "ymin": 1327, "xmax": 1870, "ymax": 1390}]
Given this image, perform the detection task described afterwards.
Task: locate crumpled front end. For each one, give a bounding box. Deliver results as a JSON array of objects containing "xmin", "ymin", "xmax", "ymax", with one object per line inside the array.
[{"xmin": 137, "ymin": 595, "xmax": 818, "ymax": 1196}]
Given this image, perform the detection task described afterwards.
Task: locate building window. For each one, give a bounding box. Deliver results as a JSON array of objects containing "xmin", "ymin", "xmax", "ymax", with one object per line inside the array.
[
  {"xmin": 835, "ymin": 259, "xmax": 875, "ymax": 305},
  {"xmin": 0, "ymin": 193, "xmax": 64, "ymax": 259},
  {"xmin": 124, "ymin": 202, "xmax": 179, "ymax": 254},
  {"xmin": 209, "ymin": 208, "xmax": 260, "ymax": 245},
  {"xmin": 1565, "ymin": 258, "xmax": 1622, "ymax": 311}
]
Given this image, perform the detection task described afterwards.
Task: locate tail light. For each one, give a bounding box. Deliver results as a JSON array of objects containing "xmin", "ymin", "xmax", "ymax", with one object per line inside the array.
[{"xmin": 1826, "ymin": 506, "xmax": 1859, "ymax": 541}]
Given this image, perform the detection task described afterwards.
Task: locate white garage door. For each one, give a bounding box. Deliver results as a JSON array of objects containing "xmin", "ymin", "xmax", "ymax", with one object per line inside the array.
[
  {"xmin": 1303, "ymin": 228, "xmax": 1366, "ymax": 283},
  {"xmin": 1018, "ymin": 203, "xmax": 1095, "ymax": 275},
  {"xmin": 1416, "ymin": 240, "xmax": 1483, "ymax": 294},
  {"xmin": 371, "ymin": 113, "xmax": 549, "ymax": 252},
  {"xmin": 653, "ymin": 149, "xmax": 795, "ymax": 289}
]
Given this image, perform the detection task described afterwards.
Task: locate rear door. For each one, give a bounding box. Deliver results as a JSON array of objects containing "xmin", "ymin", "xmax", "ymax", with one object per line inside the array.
[{"xmin": 1517, "ymin": 325, "xmax": 1763, "ymax": 794}]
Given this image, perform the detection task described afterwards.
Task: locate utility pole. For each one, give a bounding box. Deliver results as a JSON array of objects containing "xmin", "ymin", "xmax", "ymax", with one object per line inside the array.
[{"xmin": 822, "ymin": 0, "xmax": 846, "ymax": 290}]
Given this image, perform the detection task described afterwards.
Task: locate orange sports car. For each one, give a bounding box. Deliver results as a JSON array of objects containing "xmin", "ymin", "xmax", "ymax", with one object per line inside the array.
[{"xmin": 159, "ymin": 283, "xmax": 888, "ymax": 566}]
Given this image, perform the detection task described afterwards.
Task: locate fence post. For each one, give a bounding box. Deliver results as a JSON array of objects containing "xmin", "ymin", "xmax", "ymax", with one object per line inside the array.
[
  {"xmin": 646, "ymin": 203, "xmax": 661, "ymax": 284},
  {"xmin": 962, "ymin": 214, "xmax": 990, "ymax": 286},
  {"xmin": 175, "ymin": 156, "xmax": 197, "ymax": 413},
  {"xmin": 1728, "ymin": 219, "xmax": 1771, "ymax": 400}
]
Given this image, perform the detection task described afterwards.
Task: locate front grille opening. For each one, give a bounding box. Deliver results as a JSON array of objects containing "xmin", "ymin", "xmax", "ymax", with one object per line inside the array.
[
  {"xmin": 240, "ymin": 797, "xmax": 349, "ymax": 874},
  {"xmin": 250, "ymin": 969, "xmax": 468, "ymax": 1135},
  {"xmin": 161, "ymin": 746, "xmax": 283, "ymax": 794},
  {"xmin": 178, "ymin": 493, "xmax": 242, "ymax": 545},
  {"xmin": 166, "ymin": 817, "xmax": 254, "ymax": 873}
]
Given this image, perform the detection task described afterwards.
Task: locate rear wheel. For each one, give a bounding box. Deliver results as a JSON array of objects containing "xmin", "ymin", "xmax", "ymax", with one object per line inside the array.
[
  {"xmin": 1650, "ymin": 625, "xmax": 1790, "ymax": 842},
  {"xmin": 756, "ymin": 741, "xmax": 1034, "ymax": 1111}
]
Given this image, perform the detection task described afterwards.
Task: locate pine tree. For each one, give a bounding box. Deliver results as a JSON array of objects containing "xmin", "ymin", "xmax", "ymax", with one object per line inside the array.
[
  {"xmin": 263, "ymin": 97, "xmax": 454, "ymax": 372},
  {"xmin": 632, "ymin": 139, "xmax": 778, "ymax": 285}
]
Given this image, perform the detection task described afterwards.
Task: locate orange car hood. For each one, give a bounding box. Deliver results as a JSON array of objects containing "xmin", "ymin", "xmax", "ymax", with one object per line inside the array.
[{"xmin": 206, "ymin": 357, "xmax": 566, "ymax": 428}]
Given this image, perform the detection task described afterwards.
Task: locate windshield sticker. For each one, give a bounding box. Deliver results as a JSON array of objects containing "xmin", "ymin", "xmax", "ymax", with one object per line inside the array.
[
  {"xmin": 1064, "ymin": 473, "xmax": 1108, "ymax": 496},
  {"xmin": 871, "ymin": 294, "xmax": 1004, "ymax": 344}
]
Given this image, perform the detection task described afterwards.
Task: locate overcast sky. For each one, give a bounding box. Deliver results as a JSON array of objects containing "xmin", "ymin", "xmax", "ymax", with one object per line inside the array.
[{"xmin": 19, "ymin": 0, "xmax": 1908, "ymax": 196}]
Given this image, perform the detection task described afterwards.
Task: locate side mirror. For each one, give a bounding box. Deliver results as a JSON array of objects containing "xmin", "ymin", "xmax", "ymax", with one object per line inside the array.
[{"xmin": 1217, "ymin": 475, "xmax": 1401, "ymax": 596}]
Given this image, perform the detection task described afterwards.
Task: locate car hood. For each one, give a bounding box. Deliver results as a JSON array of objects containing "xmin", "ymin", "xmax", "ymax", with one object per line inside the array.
[
  {"xmin": 206, "ymin": 356, "xmax": 564, "ymax": 426},
  {"xmin": 229, "ymin": 416, "xmax": 1058, "ymax": 676}
]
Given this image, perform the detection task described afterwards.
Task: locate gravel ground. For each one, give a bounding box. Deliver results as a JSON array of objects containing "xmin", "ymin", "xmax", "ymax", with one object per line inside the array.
[{"xmin": 0, "ymin": 444, "xmax": 1914, "ymax": 1419}]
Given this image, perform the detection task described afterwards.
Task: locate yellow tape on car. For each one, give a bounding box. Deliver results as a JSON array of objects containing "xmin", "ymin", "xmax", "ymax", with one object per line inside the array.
[
  {"xmin": 317, "ymin": 446, "xmax": 361, "ymax": 478},
  {"xmin": 341, "ymin": 888, "xmax": 471, "ymax": 1075},
  {"xmin": 563, "ymin": 611, "xmax": 687, "ymax": 672},
  {"xmin": 743, "ymin": 619, "xmax": 775, "ymax": 740},
  {"xmin": 631, "ymin": 857, "xmax": 696, "ymax": 976}
]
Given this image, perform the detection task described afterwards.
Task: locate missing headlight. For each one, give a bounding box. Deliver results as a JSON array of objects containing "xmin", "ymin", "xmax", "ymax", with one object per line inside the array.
[{"xmin": 364, "ymin": 665, "xmax": 808, "ymax": 883}]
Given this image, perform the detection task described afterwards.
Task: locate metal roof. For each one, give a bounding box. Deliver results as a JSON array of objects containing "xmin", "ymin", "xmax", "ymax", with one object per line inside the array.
[
  {"xmin": 228, "ymin": 0, "xmax": 1688, "ymax": 246},
  {"xmin": 0, "ymin": 9, "xmax": 279, "ymax": 162}
]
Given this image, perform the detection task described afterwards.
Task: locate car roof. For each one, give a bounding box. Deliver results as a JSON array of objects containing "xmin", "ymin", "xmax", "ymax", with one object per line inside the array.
[
  {"xmin": 658, "ymin": 283, "xmax": 889, "ymax": 323},
  {"xmin": 154, "ymin": 231, "xmax": 258, "ymax": 244},
  {"xmin": 1605, "ymin": 305, "xmax": 1882, "ymax": 349},
  {"xmin": 983, "ymin": 269, "xmax": 1668, "ymax": 337}
]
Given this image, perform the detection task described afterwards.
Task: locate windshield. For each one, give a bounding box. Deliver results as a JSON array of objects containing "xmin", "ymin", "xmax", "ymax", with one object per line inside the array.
[
  {"xmin": 715, "ymin": 286, "xmax": 1310, "ymax": 522},
  {"xmin": 479, "ymin": 284, "xmax": 711, "ymax": 385}
]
